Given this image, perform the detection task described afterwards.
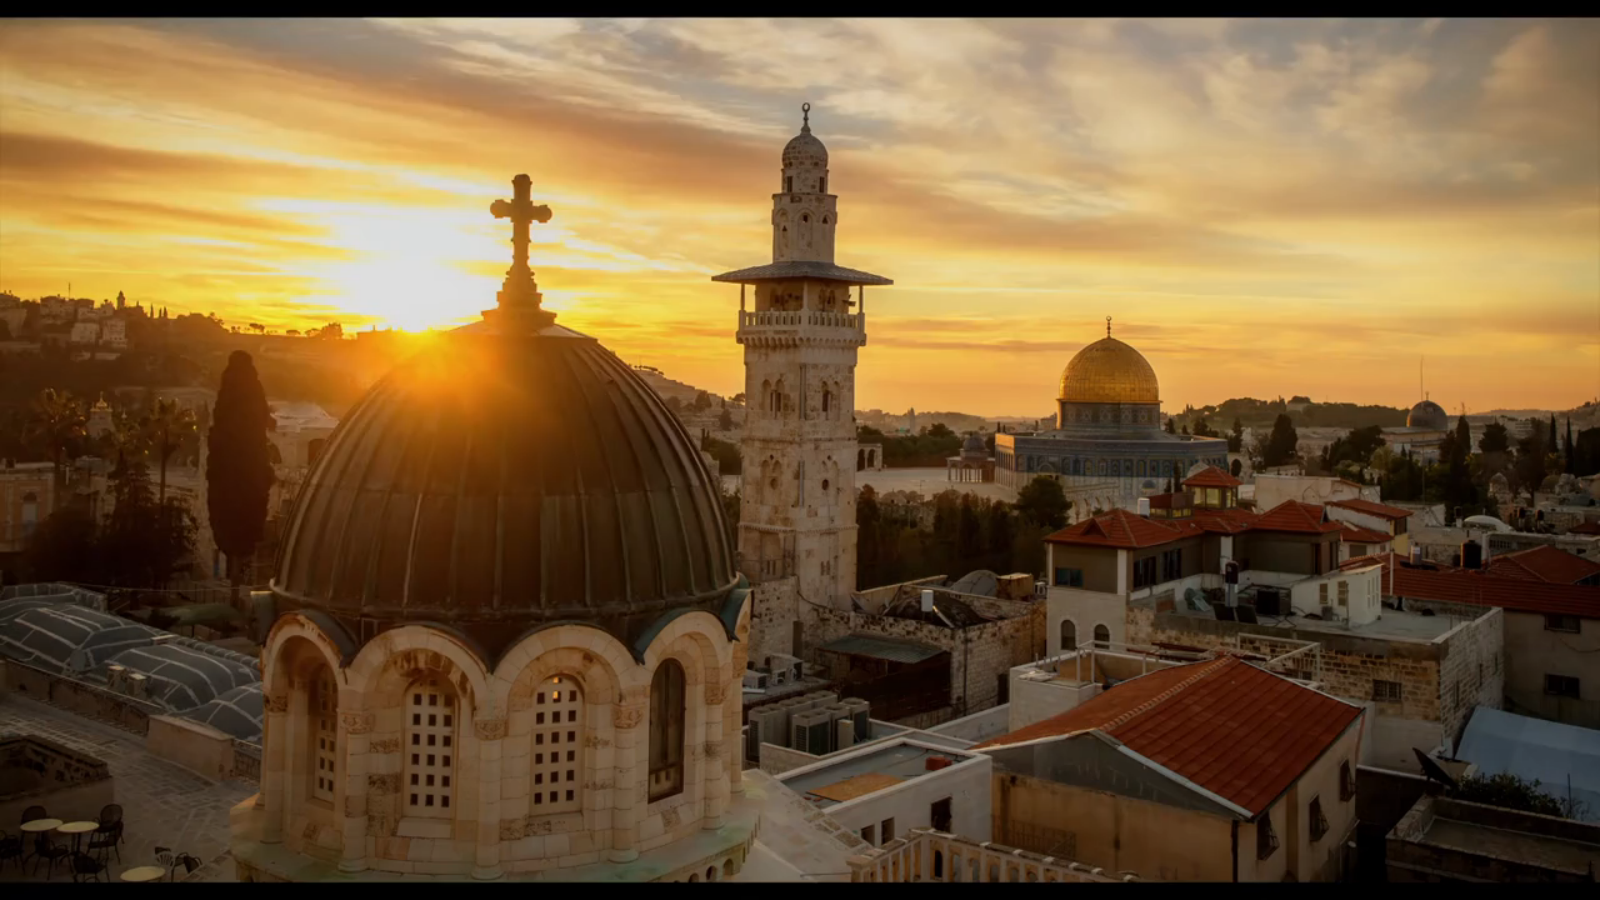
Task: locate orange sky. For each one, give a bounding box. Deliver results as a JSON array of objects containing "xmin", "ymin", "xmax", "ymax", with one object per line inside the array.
[{"xmin": 1, "ymin": 18, "xmax": 1596, "ymax": 416}]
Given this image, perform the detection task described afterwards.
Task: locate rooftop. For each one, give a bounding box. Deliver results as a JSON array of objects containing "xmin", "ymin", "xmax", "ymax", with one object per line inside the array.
[
  {"xmin": 1391, "ymin": 795, "xmax": 1600, "ymax": 877},
  {"xmin": 781, "ymin": 741, "xmax": 976, "ymax": 810},
  {"xmin": 1182, "ymin": 465, "xmax": 1241, "ymax": 489},
  {"xmin": 1457, "ymin": 706, "xmax": 1600, "ymax": 823},
  {"xmin": 1339, "ymin": 521, "xmax": 1394, "ymax": 544},
  {"xmin": 710, "ymin": 260, "xmax": 893, "ymax": 286},
  {"xmin": 976, "ymin": 656, "xmax": 1362, "ymax": 817},
  {"xmin": 1044, "ymin": 508, "xmax": 1201, "ymax": 550},
  {"xmin": 1169, "ymin": 596, "xmax": 1470, "ymax": 642},
  {"xmin": 1350, "ymin": 556, "xmax": 1600, "ymax": 619},
  {"xmin": 1329, "ymin": 498, "xmax": 1415, "ymax": 520},
  {"xmin": 0, "ymin": 693, "xmax": 253, "ymax": 882},
  {"xmin": 1485, "ymin": 545, "xmax": 1600, "ymax": 584},
  {"xmin": 1252, "ymin": 499, "xmax": 1343, "ymax": 535}
]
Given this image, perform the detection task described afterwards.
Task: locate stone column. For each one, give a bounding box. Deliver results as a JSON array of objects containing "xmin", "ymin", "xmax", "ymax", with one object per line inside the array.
[
  {"xmin": 725, "ymin": 646, "xmax": 746, "ymax": 795},
  {"xmin": 609, "ymin": 698, "xmax": 646, "ymax": 863},
  {"xmin": 338, "ymin": 709, "xmax": 373, "ymax": 873},
  {"xmin": 261, "ymin": 691, "xmax": 288, "ymax": 844},
  {"xmin": 472, "ymin": 718, "xmax": 507, "ymax": 880},
  {"xmin": 701, "ymin": 680, "xmax": 727, "ymax": 829}
]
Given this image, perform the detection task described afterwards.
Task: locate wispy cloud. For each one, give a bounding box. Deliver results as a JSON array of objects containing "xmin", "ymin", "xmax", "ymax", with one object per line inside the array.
[{"xmin": 0, "ymin": 17, "xmax": 1594, "ymax": 414}]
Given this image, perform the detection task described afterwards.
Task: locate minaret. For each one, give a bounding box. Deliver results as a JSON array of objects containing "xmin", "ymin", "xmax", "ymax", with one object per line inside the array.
[{"xmin": 712, "ymin": 104, "xmax": 892, "ymax": 611}]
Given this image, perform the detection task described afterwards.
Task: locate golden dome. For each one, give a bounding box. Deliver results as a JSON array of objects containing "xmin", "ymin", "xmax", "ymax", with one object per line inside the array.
[{"xmin": 1058, "ymin": 336, "xmax": 1161, "ymax": 404}]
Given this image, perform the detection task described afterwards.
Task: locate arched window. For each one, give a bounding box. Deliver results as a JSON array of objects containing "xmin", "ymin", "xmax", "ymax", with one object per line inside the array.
[
  {"xmin": 530, "ymin": 675, "xmax": 583, "ymax": 815},
  {"xmin": 1060, "ymin": 620, "xmax": 1077, "ymax": 651},
  {"xmin": 311, "ymin": 666, "xmax": 337, "ymax": 803},
  {"xmin": 785, "ymin": 176, "xmax": 793, "ymax": 193},
  {"xmin": 822, "ymin": 390, "xmax": 832, "ymax": 417},
  {"xmin": 801, "ymin": 213, "xmax": 810, "ymax": 223},
  {"xmin": 933, "ymin": 850, "xmax": 944, "ymax": 879},
  {"xmin": 648, "ymin": 659, "xmax": 686, "ymax": 802},
  {"xmin": 405, "ymin": 677, "xmax": 457, "ymax": 818},
  {"xmin": 819, "ymin": 177, "xmax": 827, "ymax": 193},
  {"xmin": 1093, "ymin": 624, "xmax": 1110, "ymax": 646}
]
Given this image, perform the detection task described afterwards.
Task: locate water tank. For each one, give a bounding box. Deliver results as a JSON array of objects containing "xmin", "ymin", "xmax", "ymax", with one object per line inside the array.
[
  {"xmin": 921, "ymin": 589, "xmax": 935, "ymax": 612},
  {"xmin": 1410, "ymin": 545, "xmax": 1422, "ymax": 565},
  {"xmin": 1137, "ymin": 497, "xmax": 1151, "ymax": 517},
  {"xmin": 1461, "ymin": 539, "xmax": 1482, "ymax": 570}
]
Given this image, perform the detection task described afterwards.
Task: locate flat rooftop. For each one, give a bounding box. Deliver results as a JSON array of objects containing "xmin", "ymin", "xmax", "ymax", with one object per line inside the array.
[
  {"xmin": 780, "ymin": 741, "xmax": 972, "ymax": 810},
  {"xmin": 0, "ymin": 694, "xmax": 253, "ymax": 882},
  {"xmin": 1415, "ymin": 807, "xmax": 1600, "ymax": 875},
  {"xmin": 1168, "ymin": 604, "xmax": 1469, "ymax": 642}
]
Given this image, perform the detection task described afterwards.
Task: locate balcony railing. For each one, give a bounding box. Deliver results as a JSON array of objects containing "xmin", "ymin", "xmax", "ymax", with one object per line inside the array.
[
  {"xmin": 849, "ymin": 829, "xmax": 1138, "ymax": 883},
  {"xmin": 738, "ymin": 310, "xmax": 862, "ymax": 330}
]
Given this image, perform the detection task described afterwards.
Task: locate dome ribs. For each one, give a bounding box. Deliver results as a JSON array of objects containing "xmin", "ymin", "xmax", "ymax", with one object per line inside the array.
[
  {"xmin": 316, "ymin": 378, "xmax": 405, "ymax": 604},
  {"xmin": 398, "ymin": 401, "xmax": 448, "ymax": 612},
  {"xmin": 554, "ymin": 344, "xmax": 636, "ymax": 612}
]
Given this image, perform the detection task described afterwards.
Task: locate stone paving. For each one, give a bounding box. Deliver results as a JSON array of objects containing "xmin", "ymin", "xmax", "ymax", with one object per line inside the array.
[{"xmin": 0, "ymin": 694, "xmax": 252, "ymax": 883}]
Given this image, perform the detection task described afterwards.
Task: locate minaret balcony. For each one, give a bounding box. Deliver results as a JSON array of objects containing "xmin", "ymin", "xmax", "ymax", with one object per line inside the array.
[{"xmin": 736, "ymin": 309, "xmax": 866, "ymax": 347}]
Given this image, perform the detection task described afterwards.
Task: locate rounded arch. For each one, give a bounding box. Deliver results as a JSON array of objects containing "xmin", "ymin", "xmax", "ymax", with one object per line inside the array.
[
  {"xmin": 1093, "ymin": 623, "xmax": 1111, "ymax": 646},
  {"xmin": 264, "ymin": 613, "xmax": 347, "ymax": 698},
  {"xmin": 346, "ymin": 625, "xmax": 490, "ymax": 715},
  {"xmin": 1059, "ymin": 618, "xmax": 1078, "ymax": 652},
  {"xmin": 493, "ymin": 623, "xmax": 634, "ymax": 711}
]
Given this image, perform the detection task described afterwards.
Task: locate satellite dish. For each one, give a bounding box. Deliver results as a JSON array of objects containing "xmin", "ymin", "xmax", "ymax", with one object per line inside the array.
[{"xmin": 1413, "ymin": 748, "xmax": 1459, "ymax": 791}]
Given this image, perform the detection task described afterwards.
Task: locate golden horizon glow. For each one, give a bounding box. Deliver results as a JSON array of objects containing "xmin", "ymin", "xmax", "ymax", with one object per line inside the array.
[{"xmin": 1, "ymin": 18, "xmax": 1596, "ymax": 415}]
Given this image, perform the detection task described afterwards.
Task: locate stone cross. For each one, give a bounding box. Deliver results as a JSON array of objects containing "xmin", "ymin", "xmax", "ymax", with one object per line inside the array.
[
  {"xmin": 1106, "ymin": 316, "xmax": 1112, "ymax": 338},
  {"xmin": 489, "ymin": 174, "xmax": 554, "ymax": 322}
]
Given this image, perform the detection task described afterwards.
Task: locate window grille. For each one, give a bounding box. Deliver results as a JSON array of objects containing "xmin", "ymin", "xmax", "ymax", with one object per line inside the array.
[
  {"xmin": 406, "ymin": 678, "xmax": 456, "ymax": 817},
  {"xmin": 531, "ymin": 676, "xmax": 583, "ymax": 814}
]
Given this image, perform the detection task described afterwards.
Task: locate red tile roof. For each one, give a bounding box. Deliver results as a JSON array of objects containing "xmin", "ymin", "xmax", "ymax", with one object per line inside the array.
[
  {"xmin": 1328, "ymin": 498, "xmax": 1414, "ymax": 520},
  {"xmin": 1192, "ymin": 506, "xmax": 1259, "ymax": 535},
  {"xmin": 1182, "ymin": 465, "xmax": 1241, "ymax": 489},
  {"xmin": 1339, "ymin": 522, "xmax": 1393, "ymax": 544},
  {"xmin": 1044, "ymin": 508, "xmax": 1201, "ymax": 549},
  {"xmin": 1484, "ymin": 545, "xmax": 1600, "ymax": 585},
  {"xmin": 1251, "ymin": 500, "xmax": 1343, "ymax": 535},
  {"xmin": 974, "ymin": 657, "xmax": 1362, "ymax": 817},
  {"xmin": 1372, "ymin": 557, "xmax": 1600, "ymax": 618},
  {"xmin": 1567, "ymin": 521, "xmax": 1600, "ymax": 536}
]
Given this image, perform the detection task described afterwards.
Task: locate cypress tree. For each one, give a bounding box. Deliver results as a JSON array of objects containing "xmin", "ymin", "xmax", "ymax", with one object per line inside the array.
[{"xmin": 207, "ymin": 351, "xmax": 276, "ymax": 603}]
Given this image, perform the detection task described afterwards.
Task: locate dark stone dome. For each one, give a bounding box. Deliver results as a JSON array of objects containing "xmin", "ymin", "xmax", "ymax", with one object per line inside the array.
[
  {"xmin": 270, "ymin": 320, "xmax": 739, "ymax": 664},
  {"xmin": 1407, "ymin": 399, "xmax": 1449, "ymax": 431}
]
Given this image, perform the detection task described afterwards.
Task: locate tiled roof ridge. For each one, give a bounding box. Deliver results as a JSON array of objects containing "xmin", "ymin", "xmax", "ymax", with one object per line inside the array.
[{"xmin": 1101, "ymin": 656, "xmax": 1235, "ymax": 734}]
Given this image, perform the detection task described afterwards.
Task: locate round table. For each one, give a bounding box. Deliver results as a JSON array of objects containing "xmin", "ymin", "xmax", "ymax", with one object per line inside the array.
[
  {"xmin": 21, "ymin": 818, "xmax": 63, "ymax": 833},
  {"xmin": 57, "ymin": 820, "xmax": 98, "ymax": 855},
  {"xmin": 121, "ymin": 866, "xmax": 167, "ymax": 883}
]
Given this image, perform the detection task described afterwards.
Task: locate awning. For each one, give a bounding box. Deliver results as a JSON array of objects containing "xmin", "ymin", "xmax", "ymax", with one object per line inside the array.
[
  {"xmin": 710, "ymin": 260, "xmax": 893, "ymax": 286},
  {"xmin": 817, "ymin": 634, "xmax": 944, "ymax": 665}
]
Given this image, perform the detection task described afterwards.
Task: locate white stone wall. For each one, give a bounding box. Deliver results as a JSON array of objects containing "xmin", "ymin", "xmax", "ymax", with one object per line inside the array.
[
  {"xmin": 248, "ymin": 598, "xmax": 750, "ymax": 879},
  {"xmin": 778, "ymin": 742, "xmax": 992, "ymax": 846}
]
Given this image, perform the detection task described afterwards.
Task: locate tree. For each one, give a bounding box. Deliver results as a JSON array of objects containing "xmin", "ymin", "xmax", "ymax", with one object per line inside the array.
[
  {"xmin": 248, "ymin": 323, "xmax": 266, "ymax": 335},
  {"xmin": 856, "ymin": 486, "xmax": 883, "ymax": 587},
  {"xmin": 1180, "ymin": 423, "xmax": 1190, "ymax": 435},
  {"xmin": 1227, "ymin": 417, "xmax": 1244, "ymax": 453},
  {"xmin": 101, "ymin": 458, "xmax": 196, "ymax": 589},
  {"xmin": 1230, "ymin": 458, "xmax": 1243, "ymax": 478},
  {"xmin": 1453, "ymin": 772, "xmax": 1588, "ymax": 821},
  {"xmin": 1016, "ymin": 476, "xmax": 1070, "ymax": 530},
  {"xmin": 927, "ymin": 422, "xmax": 954, "ymax": 440},
  {"xmin": 1192, "ymin": 417, "xmax": 1214, "ymax": 437},
  {"xmin": 1479, "ymin": 422, "xmax": 1510, "ymax": 455},
  {"xmin": 316, "ymin": 322, "xmax": 344, "ymax": 341},
  {"xmin": 665, "ymin": 395, "xmax": 684, "ymax": 415},
  {"xmin": 731, "ymin": 392, "xmax": 746, "ymax": 405},
  {"xmin": 1263, "ymin": 414, "xmax": 1299, "ymax": 468},
  {"xmin": 1164, "ymin": 417, "xmax": 1176, "ymax": 435},
  {"xmin": 1512, "ymin": 427, "xmax": 1548, "ymax": 505},
  {"xmin": 984, "ymin": 498, "xmax": 1014, "ymax": 556},
  {"xmin": 147, "ymin": 398, "xmax": 196, "ymax": 505},
  {"xmin": 25, "ymin": 388, "xmax": 87, "ymax": 486},
  {"xmin": 1564, "ymin": 418, "xmax": 1575, "ymax": 474},
  {"xmin": 1548, "ymin": 414, "xmax": 1558, "ymax": 457},
  {"xmin": 208, "ymin": 350, "xmax": 276, "ymax": 601},
  {"xmin": 25, "ymin": 506, "xmax": 100, "ymax": 584},
  {"xmin": 692, "ymin": 390, "xmax": 712, "ymax": 412},
  {"xmin": 717, "ymin": 407, "xmax": 734, "ymax": 431}
]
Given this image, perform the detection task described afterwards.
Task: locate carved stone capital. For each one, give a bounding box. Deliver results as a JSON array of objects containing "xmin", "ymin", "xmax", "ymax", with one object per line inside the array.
[
  {"xmin": 339, "ymin": 711, "xmax": 374, "ymax": 735},
  {"xmin": 704, "ymin": 680, "xmax": 727, "ymax": 705},
  {"xmin": 474, "ymin": 718, "xmax": 508, "ymax": 741},
  {"xmin": 614, "ymin": 703, "xmax": 646, "ymax": 730},
  {"xmin": 265, "ymin": 692, "xmax": 289, "ymax": 714}
]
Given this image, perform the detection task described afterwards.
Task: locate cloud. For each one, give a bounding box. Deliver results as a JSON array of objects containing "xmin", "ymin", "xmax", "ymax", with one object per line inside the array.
[{"xmin": 0, "ymin": 17, "xmax": 1593, "ymax": 413}]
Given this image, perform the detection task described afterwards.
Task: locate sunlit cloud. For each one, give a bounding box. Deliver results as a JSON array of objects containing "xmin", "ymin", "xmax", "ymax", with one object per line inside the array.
[{"xmin": 0, "ymin": 17, "xmax": 1595, "ymax": 415}]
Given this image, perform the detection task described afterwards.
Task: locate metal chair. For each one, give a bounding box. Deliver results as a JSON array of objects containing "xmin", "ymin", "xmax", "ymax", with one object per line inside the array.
[
  {"xmin": 155, "ymin": 846, "xmax": 173, "ymax": 879},
  {"xmin": 0, "ymin": 830, "xmax": 23, "ymax": 872},
  {"xmin": 71, "ymin": 850, "xmax": 108, "ymax": 883},
  {"xmin": 174, "ymin": 852, "xmax": 203, "ymax": 879},
  {"xmin": 32, "ymin": 833, "xmax": 70, "ymax": 880},
  {"xmin": 20, "ymin": 805, "xmax": 47, "ymax": 826},
  {"xmin": 87, "ymin": 820, "xmax": 122, "ymax": 863}
]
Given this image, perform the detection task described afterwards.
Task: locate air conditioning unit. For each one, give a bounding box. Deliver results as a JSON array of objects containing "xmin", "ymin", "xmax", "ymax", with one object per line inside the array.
[
  {"xmin": 766, "ymin": 654, "xmax": 804, "ymax": 682},
  {"xmin": 823, "ymin": 704, "xmax": 853, "ymax": 753},
  {"xmin": 1321, "ymin": 605, "xmax": 1342, "ymax": 623},
  {"xmin": 791, "ymin": 709, "xmax": 834, "ymax": 756},
  {"xmin": 742, "ymin": 671, "xmax": 769, "ymax": 691},
  {"xmin": 106, "ymin": 664, "xmax": 127, "ymax": 693},
  {"xmin": 840, "ymin": 697, "xmax": 872, "ymax": 743},
  {"xmin": 769, "ymin": 666, "xmax": 790, "ymax": 687},
  {"xmin": 747, "ymin": 706, "xmax": 787, "ymax": 764},
  {"xmin": 1035, "ymin": 580, "xmax": 1049, "ymax": 597},
  {"xmin": 836, "ymin": 718, "xmax": 856, "ymax": 751}
]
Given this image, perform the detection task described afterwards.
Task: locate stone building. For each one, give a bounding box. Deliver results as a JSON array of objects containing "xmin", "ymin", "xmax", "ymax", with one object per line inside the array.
[
  {"xmin": 946, "ymin": 434, "xmax": 995, "ymax": 483},
  {"xmin": 977, "ymin": 655, "xmax": 1366, "ymax": 882},
  {"xmin": 230, "ymin": 175, "xmax": 760, "ymax": 882},
  {"xmin": 1382, "ymin": 398, "xmax": 1451, "ymax": 465},
  {"xmin": 714, "ymin": 102, "xmax": 891, "ymax": 611},
  {"xmin": 994, "ymin": 320, "xmax": 1229, "ymax": 517},
  {"xmin": 0, "ymin": 461, "xmax": 55, "ymax": 579}
]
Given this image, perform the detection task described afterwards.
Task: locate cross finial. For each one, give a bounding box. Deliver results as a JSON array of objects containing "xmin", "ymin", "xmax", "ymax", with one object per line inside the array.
[
  {"xmin": 487, "ymin": 173, "xmax": 556, "ymax": 330},
  {"xmin": 801, "ymin": 102, "xmax": 811, "ymax": 134},
  {"xmin": 1106, "ymin": 316, "xmax": 1112, "ymax": 338}
]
